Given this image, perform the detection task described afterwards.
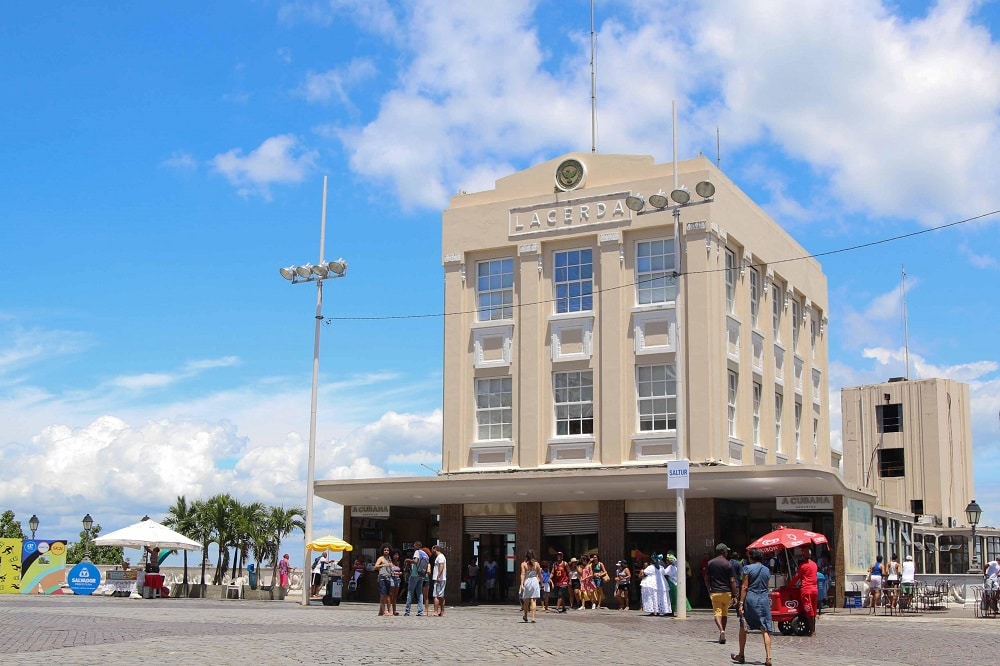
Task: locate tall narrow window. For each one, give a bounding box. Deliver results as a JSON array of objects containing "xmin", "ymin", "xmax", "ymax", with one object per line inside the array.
[
  {"xmin": 772, "ymin": 278, "xmax": 783, "ymax": 341},
  {"xmin": 749, "ymin": 267, "xmax": 760, "ymax": 328},
  {"xmin": 725, "ymin": 249, "xmax": 736, "ymax": 314},
  {"xmin": 812, "ymin": 416, "xmax": 819, "ymax": 455},
  {"xmin": 775, "ymin": 392, "xmax": 784, "ymax": 452},
  {"xmin": 752, "ymin": 381, "xmax": 762, "ymax": 445},
  {"xmin": 727, "ymin": 370, "xmax": 738, "ymax": 437},
  {"xmin": 554, "ymin": 249, "xmax": 593, "ymax": 314},
  {"xmin": 792, "ymin": 298, "xmax": 801, "ymax": 349},
  {"xmin": 794, "ymin": 400, "xmax": 802, "ymax": 457},
  {"xmin": 554, "ymin": 371, "xmax": 594, "ymax": 436},
  {"xmin": 637, "ymin": 364, "xmax": 677, "ymax": 431},
  {"xmin": 475, "ymin": 377, "xmax": 512, "ymax": 440},
  {"xmin": 636, "ymin": 239, "xmax": 676, "ymax": 304},
  {"xmin": 476, "ymin": 258, "xmax": 514, "ymax": 321}
]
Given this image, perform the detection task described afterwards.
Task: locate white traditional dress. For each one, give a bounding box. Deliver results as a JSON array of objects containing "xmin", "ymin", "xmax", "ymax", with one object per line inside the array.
[{"xmin": 640, "ymin": 563, "xmax": 672, "ymax": 615}]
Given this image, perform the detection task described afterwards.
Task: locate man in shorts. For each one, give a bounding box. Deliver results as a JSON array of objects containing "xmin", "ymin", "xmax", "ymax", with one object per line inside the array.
[
  {"xmin": 705, "ymin": 543, "xmax": 738, "ymax": 644},
  {"xmin": 551, "ymin": 551, "xmax": 570, "ymax": 613},
  {"xmin": 431, "ymin": 544, "xmax": 447, "ymax": 616}
]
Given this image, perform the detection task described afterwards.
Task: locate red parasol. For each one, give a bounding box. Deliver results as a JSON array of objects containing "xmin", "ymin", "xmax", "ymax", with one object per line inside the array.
[{"xmin": 746, "ymin": 526, "xmax": 828, "ymax": 555}]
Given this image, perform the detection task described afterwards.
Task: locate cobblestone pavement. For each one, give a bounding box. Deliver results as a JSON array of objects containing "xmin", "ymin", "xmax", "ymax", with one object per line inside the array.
[{"xmin": 1, "ymin": 596, "xmax": 996, "ymax": 665}]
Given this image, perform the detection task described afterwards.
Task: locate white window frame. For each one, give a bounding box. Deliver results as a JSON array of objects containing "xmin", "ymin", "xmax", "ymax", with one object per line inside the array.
[
  {"xmin": 553, "ymin": 248, "xmax": 593, "ymax": 314},
  {"xmin": 554, "ymin": 370, "xmax": 594, "ymax": 436},
  {"xmin": 792, "ymin": 298, "xmax": 801, "ymax": 350},
  {"xmin": 794, "ymin": 400, "xmax": 802, "ymax": 458},
  {"xmin": 725, "ymin": 248, "xmax": 737, "ymax": 314},
  {"xmin": 637, "ymin": 364, "xmax": 677, "ymax": 432},
  {"xmin": 752, "ymin": 381, "xmax": 762, "ymax": 446},
  {"xmin": 475, "ymin": 376, "xmax": 512, "ymax": 441},
  {"xmin": 749, "ymin": 267, "xmax": 760, "ymax": 329},
  {"xmin": 727, "ymin": 370, "xmax": 738, "ymax": 437},
  {"xmin": 775, "ymin": 392, "xmax": 784, "ymax": 453},
  {"xmin": 476, "ymin": 258, "xmax": 514, "ymax": 321},
  {"xmin": 635, "ymin": 239, "xmax": 676, "ymax": 305},
  {"xmin": 772, "ymin": 278, "xmax": 783, "ymax": 341}
]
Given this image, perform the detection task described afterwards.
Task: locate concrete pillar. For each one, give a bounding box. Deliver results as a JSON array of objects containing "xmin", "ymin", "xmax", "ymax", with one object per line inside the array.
[
  {"xmin": 439, "ymin": 503, "xmax": 464, "ymax": 604},
  {"xmin": 516, "ymin": 502, "xmax": 542, "ymax": 562}
]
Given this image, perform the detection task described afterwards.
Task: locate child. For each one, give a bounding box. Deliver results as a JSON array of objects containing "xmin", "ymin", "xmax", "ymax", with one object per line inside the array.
[{"xmin": 540, "ymin": 562, "xmax": 551, "ymax": 611}]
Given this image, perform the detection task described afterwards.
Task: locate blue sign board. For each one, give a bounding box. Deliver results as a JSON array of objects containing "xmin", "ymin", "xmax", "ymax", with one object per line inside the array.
[{"xmin": 67, "ymin": 562, "xmax": 102, "ymax": 596}]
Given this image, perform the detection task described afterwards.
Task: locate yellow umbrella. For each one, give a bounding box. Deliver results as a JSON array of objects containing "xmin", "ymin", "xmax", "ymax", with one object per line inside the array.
[{"xmin": 306, "ymin": 535, "xmax": 354, "ymax": 552}]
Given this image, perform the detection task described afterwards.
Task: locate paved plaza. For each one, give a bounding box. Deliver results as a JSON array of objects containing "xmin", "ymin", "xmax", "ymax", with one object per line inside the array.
[{"xmin": 0, "ymin": 595, "xmax": 995, "ymax": 665}]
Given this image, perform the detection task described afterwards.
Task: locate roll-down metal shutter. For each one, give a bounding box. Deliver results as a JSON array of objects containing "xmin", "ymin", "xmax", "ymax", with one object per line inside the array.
[
  {"xmin": 464, "ymin": 515, "xmax": 517, "ymax": 534},
  {"xmin": 542, "ymin": 514, "xmax": 598, "ymax": 535},
  {"xmin": 626, "ymin": 512, "xmax": 677, "ymax": 533}
]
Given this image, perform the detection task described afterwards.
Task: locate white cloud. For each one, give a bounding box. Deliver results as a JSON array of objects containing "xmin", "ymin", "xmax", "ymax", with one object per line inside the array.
[
  {"xmin": 300, "ymin": 59, "xmax": 377, "ymax": 105},
  {"xmin": 212, "ymin": 134, "xmax": 318, "ymax": 200},
  {"xmin": 862, "ymin": 347, "xmax": 998, "ymax": 383},
  {"xmin": 106, "ymin": 356, "xmax": 240, "ymax": 392},
  {"xmin": 161, "ymin": 151, "xmax": 198, "ymax": 170},
  {"xmin": 959, "ymin": 242, "xmax": 999, "ymax": 269},
  {"xmin": 0, "ymin": 322, "xmax": 90, "ymax": 377}
]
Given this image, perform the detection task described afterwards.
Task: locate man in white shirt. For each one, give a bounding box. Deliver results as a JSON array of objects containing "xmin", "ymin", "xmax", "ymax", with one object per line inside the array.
[
  {"xmin": 985, "ymin": 556, "xmax": 1000, "ymax": 613},
  {"xmin": 310, "ymin": 551, "xmax": 328, "ymax": 598},
  {"xmin": 432, "ymin": 544, "xmax": 447, "ymax": 616},
  {"xmin": 900, "ymin": 554, "xmax": 916, "ymax": 609}
]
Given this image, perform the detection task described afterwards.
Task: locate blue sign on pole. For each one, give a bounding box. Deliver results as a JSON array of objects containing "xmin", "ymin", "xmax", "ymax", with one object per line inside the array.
[{"xmin": 67, "ymin": 562, "xmax": 102, "ymax": 596}]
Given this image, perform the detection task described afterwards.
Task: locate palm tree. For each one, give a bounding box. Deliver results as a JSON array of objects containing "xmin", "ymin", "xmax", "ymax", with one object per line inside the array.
[
  {"xmin": 230, "ymin": 501, "xmax": 266, "ymax": 581},
  {"xmin": 190, "ymin": 499, "xmax": 213, "ymax": 589},
  {"xmin": 264, "ymin": 505, "xmax": 305, "ymax": 587},
  {"xmin": 163, "ymin": 495, "xmax": 198, "ymax": 596},
  {"xmin": 202, "ymin": 493, "xmax": 236, "ymax": 584}
]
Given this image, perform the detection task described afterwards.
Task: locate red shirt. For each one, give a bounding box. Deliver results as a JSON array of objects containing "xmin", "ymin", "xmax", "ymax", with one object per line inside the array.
[
  {"xmin": 551, "ymin": 560, "xmax": 569, "ymax": 587},
  {"xmin": 791, "ymin": 559, "xmax": 818, "ymax": 591}
]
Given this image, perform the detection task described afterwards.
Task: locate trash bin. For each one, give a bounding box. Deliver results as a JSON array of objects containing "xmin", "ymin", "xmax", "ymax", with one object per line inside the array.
[
  {"xmin": 322, "ymin": 577, "xmax": 342, "ymax": 606},
  {"xmin": 247, "ymin": 563, "xmax": 258, "ymax": 590}
]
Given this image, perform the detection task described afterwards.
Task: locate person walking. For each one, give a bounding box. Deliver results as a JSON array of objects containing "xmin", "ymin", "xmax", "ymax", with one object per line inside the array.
[
  {"xmin": 730, "ymin": 548, "xmax": 773, "ymax": 666},
  {"xmin": 374, "ymin": 544, "xmax": 394, "ymax": 617},
  {"xmin": 431, "ymin": 544, "xmax": 447, "ymax": 616},
  {"xmin": 578, "ymin": 555, "xmax": 595, "ymax": 610},
  {"xmin": 865, "ymin": 554, "xmax": 884, "ymax": 612},
  {"xmin": 789, "ymin": 547, "xmax": 819, "ymax": 636},
  {"xmin": 551, "ymin": 552, "xmax": 570, "ymax": 613},
  {"xmin": 614, "ymin": 560, "xmax": 631, "ymax": 611},
  {"xmin": 277, "ymin": 553, "xmax": 291, "ymax": 591},
  {"xmin": 705, "ymin": 543, "xmax": 738, "ymax": 644},
  {"xmin": 519, "ymin": 549, "xmax": 541, "ymax": 623},
  {"xmin": 885, "ymin": 553, "xmax": 902, "ymax": 610},
  {"xmin": 404, "ymin": 541, "xmax": 429, "ymax": 617}
]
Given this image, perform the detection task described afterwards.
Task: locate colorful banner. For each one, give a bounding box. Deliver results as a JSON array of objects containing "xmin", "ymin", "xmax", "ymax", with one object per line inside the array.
[
  {"xmin": 20, "ymin": 540, "xmax": 68, "ymax": 594},
  {"xmin": 0, "ymin": 538, "xmax": 24, "ymax": 593}
]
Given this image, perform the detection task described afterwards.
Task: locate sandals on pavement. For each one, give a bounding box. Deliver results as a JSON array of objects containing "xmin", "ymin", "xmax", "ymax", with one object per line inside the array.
[{"xmin": 730, "ymin": 654, "xmax": 745, "ymax": 664}]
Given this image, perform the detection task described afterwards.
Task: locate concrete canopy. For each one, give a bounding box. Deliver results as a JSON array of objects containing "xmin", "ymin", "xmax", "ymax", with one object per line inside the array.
[{"xmin": 315, "ymin": 464, "xmax": 873, "ymax": 509}]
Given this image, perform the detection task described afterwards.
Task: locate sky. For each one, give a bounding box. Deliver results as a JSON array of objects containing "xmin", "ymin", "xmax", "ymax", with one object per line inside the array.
[{"xmin": 2, "ymin": 0, "xmax": 999, "ymax": 568}]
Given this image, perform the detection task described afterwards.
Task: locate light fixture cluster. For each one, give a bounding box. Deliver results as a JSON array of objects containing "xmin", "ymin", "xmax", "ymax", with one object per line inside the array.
[
  {"xmin": 279, "ymin": 259, "xmax": 348, "ymax": 283},
  {"xmin": 626, "ymin": 180, "xmax": 716, "ymax": 213}
]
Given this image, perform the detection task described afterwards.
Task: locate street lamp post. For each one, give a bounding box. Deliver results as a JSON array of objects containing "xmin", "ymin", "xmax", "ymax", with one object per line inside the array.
[
  {"xmin": 966, "ymin": 499, "xmax": 982, "ymax": 574},
  {"xmin": 82, "ymin": 513, "xmax": 94, "ymax": 562},
  {"xmin": 278, "ymin": 176, "xmax": 349, "ymax": 606},
  {"xmin": 626, "ymin": 167, "xmax": 715, "ymax": 620},
  {"xmin": 28, "ymin": 514, "xmax": 39, "ymax": 540}
]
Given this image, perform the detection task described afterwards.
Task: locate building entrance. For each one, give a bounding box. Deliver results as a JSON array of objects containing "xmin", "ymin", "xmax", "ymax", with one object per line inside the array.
[{"xmin": 465, "ymin": 533, "xmax": 515, "ymax": 603}]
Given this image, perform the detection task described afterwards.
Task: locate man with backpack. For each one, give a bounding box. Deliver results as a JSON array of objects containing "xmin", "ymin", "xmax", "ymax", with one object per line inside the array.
[
  {"xmin": 404, "ymin": 541, "xmax": 430, "ymax": 616},
  {"xmin": 310, "ymin": 551, "xmax": 328, "ymax": 598}
]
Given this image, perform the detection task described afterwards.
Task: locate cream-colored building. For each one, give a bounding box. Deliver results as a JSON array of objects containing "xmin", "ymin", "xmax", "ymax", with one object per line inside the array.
[
  {"xmin": 320, "ymin": 153, "xmax": 873, "ymax": 606},
  {"xmin": 841, "ymin": 377, "xmax": 998, "ymax": 574}
]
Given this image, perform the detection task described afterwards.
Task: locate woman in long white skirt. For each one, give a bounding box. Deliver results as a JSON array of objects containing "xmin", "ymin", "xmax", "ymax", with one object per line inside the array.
[{"xmin": 640, "ymin": 554, "xmax": 672, "ymax": 616}]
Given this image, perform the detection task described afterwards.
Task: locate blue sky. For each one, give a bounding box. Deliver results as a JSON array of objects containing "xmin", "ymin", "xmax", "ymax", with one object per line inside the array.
[{"xmin": 2, "ymin": 1, "xmax": 999, "ymax": 568}]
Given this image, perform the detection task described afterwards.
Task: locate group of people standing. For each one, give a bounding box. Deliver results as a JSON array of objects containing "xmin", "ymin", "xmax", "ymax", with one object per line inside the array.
[
  {"xmin": 371, "ymin": 541, "xmax": 448, "ymax": 617},
  {"xmin": 865, "ymin": 552, "xmax": 916, "ymax": 611}
]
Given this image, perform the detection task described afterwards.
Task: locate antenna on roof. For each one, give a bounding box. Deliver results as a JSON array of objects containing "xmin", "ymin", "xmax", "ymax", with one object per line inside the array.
[
  {"xmin": 901, "ymin": 265, "xmax": 911, "ymax": 380},
  {"xmin": 590, "ymin": 0, "xmax": 598, "ymax": 153}
]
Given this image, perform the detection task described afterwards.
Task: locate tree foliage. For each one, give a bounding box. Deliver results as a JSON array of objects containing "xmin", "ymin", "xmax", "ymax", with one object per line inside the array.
[
  {"xmin": 65, "ymin": 524, "xmax": 124, "ymax": 565},
  {"xmin": 0, "ymin": 509, "xmax": 26, "ymax": 540}
]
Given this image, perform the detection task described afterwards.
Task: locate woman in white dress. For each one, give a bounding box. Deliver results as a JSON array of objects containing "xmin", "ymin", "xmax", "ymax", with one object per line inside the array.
[
  {"xmin": 640, "ymin": 554, "xmax": 672, "ymax": 616},
  {"xmin": 520, "ymin": 549, "xmax": 542, "ymax": 623}
]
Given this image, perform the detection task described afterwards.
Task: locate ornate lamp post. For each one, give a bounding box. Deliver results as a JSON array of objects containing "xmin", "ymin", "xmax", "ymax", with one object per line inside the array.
[
  {"xmin": 28, "ymin": 514, "xmax": 39, "ymax": 540},
  {"xmin": 966, "ymin": 499, "xmax": 982, "ymax": 573},
  {"xmin": 82, "ymin": 513, "xmax": 94, "ymax": 562}
]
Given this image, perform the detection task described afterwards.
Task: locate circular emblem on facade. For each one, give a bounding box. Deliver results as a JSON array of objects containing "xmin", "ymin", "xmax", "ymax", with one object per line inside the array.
[{"xmin": 554, "ymin": 158, "xmax": 586, "ymax": 191}]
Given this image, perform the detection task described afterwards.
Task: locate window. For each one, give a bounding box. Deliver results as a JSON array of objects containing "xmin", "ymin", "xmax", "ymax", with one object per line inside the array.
[
  {"xmin": 727, "ymin": 370, "xmax": 738, "ymax": 437},
  {"xmin": 774, "ymin": 393, "xmax": 783, "ymax": 452},
  {"xmin": 938, "ymin": 535, "xmax": 968, "ymax": 574},
  {"xmin": 724, "ymin": 249, "xmax": 736, "ymax": 314},
  {"xmin": 791, "ymin": 298, "xmax": 801, "ymax": 349},
  {"xmin": 878, "ymin": 448, "xmax": 905, "ymax": 477},
  {"xmin": 876, "ymin": 403, "xmax": 903, "ymax": 433},
  {"xmin": 809, "ymin": 313, "xmax": 817, "ymax": 357},
  {"xmin": 794, "ymin": 401, "xmax": 802, "ymax": 456},
  {"xmin": 554, "ymin": 249, "xmax": 593, "ymax": 314},
  {"xmin": 749, "ymin": 267, "xmax": 760, "ymax": 328},
  {"xmin": 475, "ymin": 377, "xmax": 512, "ymax": 440},
  {"xmin": 752, "ymin": 381, "xmax": 762, "ymax": 445},
  {"xmin": 636, "ymin": 239, "xmax": 676, "ymax": 304},
  {"xmin": 812, "ymin": 417, "xmax": 819, "ymax": 455},
  {"xmin": 910, "ymin": 499, "xmax": 924, "ymax": 516},
  {"xmin": 637, "ymin": 364, "xmax": 677, "ymax": 431},
  {"xmin": 772, "ymin": 278, "xmax": 783, "ymax": 341},
  {"xmin": 554, "ymin": 371, "xmax": 594, "ymax": 436},
  {"xmin": 477, "ymin": 258, "xmax": 514, "ymax": 321}
]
